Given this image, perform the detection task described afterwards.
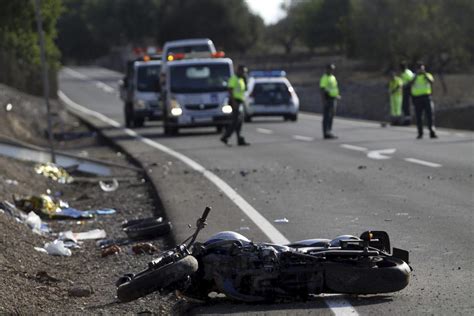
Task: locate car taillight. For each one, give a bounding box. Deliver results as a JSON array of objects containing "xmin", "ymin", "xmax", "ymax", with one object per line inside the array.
[{"xmin": 212, "ymin": 51, "xmax": 225, "ymax": 58}]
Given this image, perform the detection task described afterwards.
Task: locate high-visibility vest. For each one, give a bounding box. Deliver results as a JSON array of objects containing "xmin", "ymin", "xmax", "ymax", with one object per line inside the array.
[
  {"xmin": 411, "ymin": 73, "xmax": 434, "ymax": 97},
  {"xmin": 389, "ymin": 76, "xmax": 403, "ymax": 96},
  {"xmin": 228, "ymin": 75, "xmax": 246, "ymax": 101},
  {"xmin": 320, "ymin": 74, "xmax": 339, "ymax": 98},
  {"xmin": 401, "ymin": 69, "xmax": 414, "ymax": 85}
]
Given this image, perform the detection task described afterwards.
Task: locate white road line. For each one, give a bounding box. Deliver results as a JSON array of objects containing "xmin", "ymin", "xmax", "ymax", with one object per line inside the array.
[
  {"xmin": 340, "ymin": 144, "xmax": 368, "ymax": 152},
  {"xmin": 366, "ymin": 148, "xmax": 396, "ymax": 160},
  {"xmin": 404, "ymin": 158, "xmax": 442, "ymax": 168},
  {"xmin": 454, "ymin": 133, "xmax": 466, "ymax": 137},
  {"xmin": 60, "ymin": 70, "xmax": 359, "ymax": 316},
  {"xmin": 64, "ymin": 67, "xmax": 117, "ymax": 95},
  {"xmin": 322, "ymin": 295, "xmax": 359, "ymax": 315},
  {"xmin": 256, "ymin": 128, "xmax": 274, "ymax": 135},
  {"xmin": 293, "ymin": 135, "xmax": 314, "ymax": 142}
]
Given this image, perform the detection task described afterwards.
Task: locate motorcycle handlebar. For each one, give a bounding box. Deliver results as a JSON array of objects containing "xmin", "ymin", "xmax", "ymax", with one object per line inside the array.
[{"xmin": 201, "ymin": 206, "xmax": 211, "ymax": 221}]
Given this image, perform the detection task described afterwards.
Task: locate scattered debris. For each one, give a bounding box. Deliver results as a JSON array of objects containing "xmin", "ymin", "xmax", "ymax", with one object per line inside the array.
[
  {"xmin": 99, "ymin": 179, "xmax": 119, "ymax": 192},
  {"xmin": 132, "ymin": 242, "xmax": 158, "ymax": 255},
  {"xmin": 35, "ymin": 162, "xmax": 74, "ymax": 184},
  {"xmin": 5, "ymin": 103, "xmax": 13, "ymax": 111},
  {"xmin": 274, "ymin": 218, "xmax": 289, "ymax": 223},
  {"xmin": 68, "ymin": 286, "xmax": 93, "ymax": 298},
  {"xmin": 239, "ymin": 226, "xmax": 250, "ymax": 231},
  {"xmin": 59, "ymin": 229, "xmax": 107, "ymax": 243},
  {"xmin": 396, "ymin": 213, "xmax": 409, "ymax": 216},
  {"xmin": 427, "ymin": 176, "xmax": 433, "ymax": 180},
  {"xmin": 358, "ymin": 165, "xmax": 367, "ymax": 170},
  {"xmin": 34, "ymin": 247, "xmax": 48, "ymax": 254},
  {"xmin": 122, "ymin": 217, "xmax": 171, "ymax": 240},
  {"xmin": 240, "ymin": 170, "xmax": 249, "ymax": 177},
  {"xmin": 101, "ymin": 244, "xmax": 121, "ymax": 257},
  {"xmin": 4, "ymin": 178, "xmax": 18, "ymax": 185},
  {"xmin": 35, "ymin": 271, "xmax": 60, "ymax": 284},
  {"xmin": 44, "ymin": 240, "xmax": 72, "ymax": 256}
]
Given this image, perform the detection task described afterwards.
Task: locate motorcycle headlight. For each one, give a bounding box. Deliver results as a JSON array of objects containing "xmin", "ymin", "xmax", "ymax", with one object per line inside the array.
[
  {"xmin": 170, "ymin": 98, "xmax": 182, "ymax": 116},
  {"xmin": 222, "ymin": 104, "xmax": 233, "ymax": 114},
  {"xmin": 135, "ymin": 99, "xmax": 147, "ymax": 110}
]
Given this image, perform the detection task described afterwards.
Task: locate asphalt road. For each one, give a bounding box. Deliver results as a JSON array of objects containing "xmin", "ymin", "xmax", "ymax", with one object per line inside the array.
[{"xmin": 59, "ymin": 66, "xmax": 473, "ymax": 315}]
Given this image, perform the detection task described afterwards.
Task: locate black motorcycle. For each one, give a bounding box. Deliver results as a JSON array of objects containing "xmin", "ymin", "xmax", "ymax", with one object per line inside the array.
[{"xmin": 116, "ymin": 207, "xmax": 412, "ymax": 302}]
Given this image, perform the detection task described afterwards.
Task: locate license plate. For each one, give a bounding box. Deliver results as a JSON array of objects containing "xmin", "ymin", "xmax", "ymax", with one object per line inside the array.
[{"xmin": 194, "ymin": 117, "xmax": 212, "ymax": 123}]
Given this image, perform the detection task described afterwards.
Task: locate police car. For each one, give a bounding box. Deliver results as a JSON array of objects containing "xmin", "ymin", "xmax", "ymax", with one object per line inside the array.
[{"xmin": 244, "ymin": 70, "xmax": 299, "ymax": 122}]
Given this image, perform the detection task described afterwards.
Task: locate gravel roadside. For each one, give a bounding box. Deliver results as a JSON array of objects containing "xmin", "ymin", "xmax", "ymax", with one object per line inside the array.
[{"xmin": 0, "ymin": 84, "xmax": 180, "ymax": 314}]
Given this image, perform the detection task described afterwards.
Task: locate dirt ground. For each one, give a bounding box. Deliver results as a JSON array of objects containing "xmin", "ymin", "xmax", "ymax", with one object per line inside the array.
[{"xmin": 0, "ymin": 83, "xmax": 182, "ymax": 314}]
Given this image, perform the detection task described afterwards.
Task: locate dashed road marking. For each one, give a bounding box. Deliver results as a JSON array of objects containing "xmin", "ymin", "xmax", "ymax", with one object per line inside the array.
[
  {"xmin": 64, "ymin": 67, "xmax": 117, "ymax": 95},
  {"xmin": 256, "ymin": 128, "xmax": 274, "ymax": 135},
  {"xmin": 404, "ymin": 158, "xmax": 442, "ymax": 168},
  {"xmin": 340, "ymin": 144, "xmax": 368, "ymax": 152},
  {"xmin": 367, "ymin": 148, "xmax": 396, "ymax": 160},
  {"xmin": 292, "ymin": 135, "xmax": 314, "ymax": 142}
]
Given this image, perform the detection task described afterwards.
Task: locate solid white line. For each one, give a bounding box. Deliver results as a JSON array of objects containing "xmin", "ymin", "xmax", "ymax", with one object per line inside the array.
[
  {"xmin": 322, "ymin": 295, "xmax": 359, "ymax": 315},
  {"xmin": 293, "ymin": 135, "xmax": 314, "ymax": 142},
  {"xmin": 404, "ymin": 158, "xmax": 442, "ymax": 168},
  {"xmin": 256, "ymin": 128, "xmax": 274, "ymax": 135},
  {"xmin": 340, "ymin": 144, "xmax": 368, "ymax": 152}
]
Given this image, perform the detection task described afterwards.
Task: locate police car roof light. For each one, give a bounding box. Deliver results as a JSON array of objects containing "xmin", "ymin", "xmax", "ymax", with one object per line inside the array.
[
  {"xmin": 212, "ymin": 51, "xmax": 226, "ymax": 58},
  {"xmin": 249, "ymin": 70, "xmax": 287, "ymax": 78}
]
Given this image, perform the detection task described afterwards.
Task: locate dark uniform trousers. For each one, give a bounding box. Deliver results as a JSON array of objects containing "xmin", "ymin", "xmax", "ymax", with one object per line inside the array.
[
  {"xmin": 402, "ymin": 86, "xmax": 411, "ymax": 117},
  {"xmin": 322, "ymin": 97, "xmax": 337, "ymax": 136},
  {"xmin": 223, "ymin": 99, "xmax": 244, "ymax": 140},
  {"xmin": 412, "ymin": 95, "xmax": 435, "ymax": 136}
]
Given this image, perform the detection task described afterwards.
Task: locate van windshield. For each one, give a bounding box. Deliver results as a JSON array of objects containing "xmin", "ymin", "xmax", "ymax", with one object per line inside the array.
[
  {"xmin": 170, "ymin": 63, "xmax": 231, "ymax": 93},
  {"xmin": 166, "ymin": 45, "xmax": 211, "ymax": 56},
  {"xmin": 137, "ymin": 65, "xmax": 161, "ymax": 92}
]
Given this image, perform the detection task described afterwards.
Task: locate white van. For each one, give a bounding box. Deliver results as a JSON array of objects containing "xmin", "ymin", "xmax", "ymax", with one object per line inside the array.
[
  {"xmin": 161, "ymin": 38, "xmax": 216, "ymax": 64},
  {"xmin": 161, "ymin": 56, "xmax": 233, "ymax": 135},
  {"xmin": 119, "ymin": 56, "xmax": 161, "ymax": 127}
]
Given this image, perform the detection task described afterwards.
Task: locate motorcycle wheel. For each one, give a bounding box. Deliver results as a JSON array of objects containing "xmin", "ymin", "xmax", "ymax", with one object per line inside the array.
[
  {"xmin": 117, "ymin": 255, "xmax": 198, "ymax": 302},
  {"xmin": 324, "ymin": 257, "xmax": 411, "ymax": 294}
]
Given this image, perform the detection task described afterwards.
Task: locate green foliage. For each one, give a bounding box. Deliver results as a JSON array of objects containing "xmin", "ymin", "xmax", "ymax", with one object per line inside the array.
[
  {"xmin": 275, "ymin": 0, "xmax": 473, "ymax": 69},
  {"xmin": 57, "ymin": 0, "xmax": 264, "ymax": 61},
  {"xmin": 0, "ymin": 0, "xmax": 62, "ymax": 95}
]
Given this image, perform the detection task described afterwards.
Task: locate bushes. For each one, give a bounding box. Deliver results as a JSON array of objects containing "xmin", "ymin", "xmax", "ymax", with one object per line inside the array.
[{"xmin": 0, "ymin": 0, "xmax": 62, "ymax": 97}]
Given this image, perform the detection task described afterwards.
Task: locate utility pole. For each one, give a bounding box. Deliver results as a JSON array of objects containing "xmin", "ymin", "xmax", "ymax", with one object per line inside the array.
[{"xmin": 34, "ymin": 0, "xmax": 56, "ymax": 163}]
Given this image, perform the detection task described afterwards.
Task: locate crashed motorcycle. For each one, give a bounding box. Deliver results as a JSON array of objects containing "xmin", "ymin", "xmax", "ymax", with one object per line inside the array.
[{"xmin": 116, "ymin": 207, "xmax": 412, "ymax": 302}]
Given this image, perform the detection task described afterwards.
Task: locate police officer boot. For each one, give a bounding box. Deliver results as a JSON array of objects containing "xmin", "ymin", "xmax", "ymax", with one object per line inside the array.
[{"xmin": 238, "ymin": 137, "xmax": 250, "ymax": 146}]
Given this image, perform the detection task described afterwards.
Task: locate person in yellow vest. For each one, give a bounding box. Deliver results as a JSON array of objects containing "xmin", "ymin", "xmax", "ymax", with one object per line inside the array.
[
  {"xmin": 388, "ymin": 71, "xmax": 403, "ymax": 125},
  {"xmin": 410, "ymin": 62, "xmax": 437, "ymax": 139},
  {"xmin": 221, "ymin": 65, "xmax": 250, "ymax": 146},
  {"xmin": 320, "ymin": 63, "xmax": 341, "ymax": 139},
  {"xmin": 400, "ymin": 61, "xmax": 414, "ymax": 124}
]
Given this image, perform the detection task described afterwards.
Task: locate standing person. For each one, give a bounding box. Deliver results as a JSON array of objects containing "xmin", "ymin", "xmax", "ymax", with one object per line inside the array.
[
  {"xmin": 400, "ymin": 61, "xmax": 414, "ymax": 124},
  {"xmin": 410, "ymin": 62, "xmax": 438, "ymax": 139},
  {"xmin": 388, "ymin": 71, "xmax": 403, "ymax": 125},
  {"xmin": 320, "ymin": 63, "xmax": 340, "ymax": 139},
  {"xmin": 221, "ymin": 65, "xmax": 249, "ymax": 146}
]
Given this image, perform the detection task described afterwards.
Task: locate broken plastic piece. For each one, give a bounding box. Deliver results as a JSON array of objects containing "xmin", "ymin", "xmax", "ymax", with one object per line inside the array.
[
  {"xmin": 59, "ymin": 229, "xmax": 106, "ymax": 243},
  {"xmin": 44, "ymin": 240, "xmax": 72, "ymax": 256},
  {"xmin": 99, "ymin": 179, "xmax": 119, "ymax": 192},
  {"xmin": 34, "ymin": 162, "xmax": 74, "ymax": 184},
  {"xmin": 25, "ymin": 211, "xmax": 42, "ymax": 231},
  {"xmin": 274, "ymin": 218, "xmax": 289, "ymax": 223}
]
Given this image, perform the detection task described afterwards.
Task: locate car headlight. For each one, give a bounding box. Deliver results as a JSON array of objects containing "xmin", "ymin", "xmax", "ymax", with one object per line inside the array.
[
  {"xmin": 135, "ymin": 99, "xmax": 147, "ymax": 110},
  {"xmin": 170, "ymin": 98, "xmax": 182, "ymax": 116},
  {"xmin": 222, "ymin": 104, "xmax": 233, "ymax": 114}
]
